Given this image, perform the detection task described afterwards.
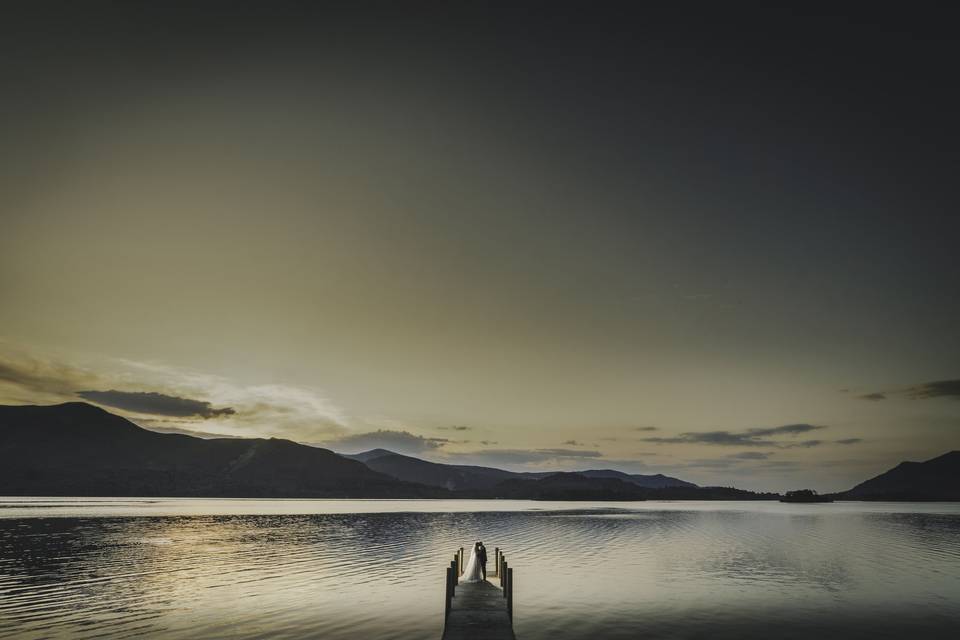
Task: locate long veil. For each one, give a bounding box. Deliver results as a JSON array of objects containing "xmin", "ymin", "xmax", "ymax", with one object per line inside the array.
[{"xmin": 461, "ymin": 546, "xmax": 482, "ymax": 583}]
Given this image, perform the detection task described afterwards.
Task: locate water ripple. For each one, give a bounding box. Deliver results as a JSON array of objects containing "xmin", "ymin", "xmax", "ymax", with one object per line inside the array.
[{"xmin": 0, "ymin": 501, "xmax": 959, "ymax": 639}]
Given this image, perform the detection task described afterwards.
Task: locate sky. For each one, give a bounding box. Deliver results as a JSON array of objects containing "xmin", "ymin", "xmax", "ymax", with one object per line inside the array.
[{"xmin": 1, "ymin": 3, "xmax": 958, "ymax": 492}]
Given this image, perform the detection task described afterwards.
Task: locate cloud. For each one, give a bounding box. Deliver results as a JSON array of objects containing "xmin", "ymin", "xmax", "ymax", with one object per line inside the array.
[
  {"xmin": 562, "ymin": 439, "xmax": 583, "ymax": 446},
  {"xmin": 857, "ymin": 379, "xmax": 960, "ymax": 402},
  {"xmin": 784, "ymin": 439, "xmax": 823, "ymax": 448},
  {"xmin": 906, "ymin": 379, "xmax": 960, "ymax": 400},
  {"xmin": 438, "ymin": 425, "xmax": 471, "ymax": 431},
  {"xmin": 0, "ymin": 353, "xmax": 101, "ymax": 401},
  {"xmin": 77, "ymin": 389, "xmax": 235, "ymax": 418},
  {"xmin": 728, "ymin": 451, "xmax": 772, "ymax": 460},
  {"xmin": 835, "ymin": 438, "xmax": 863, "ymax": 445},
  {"xmin": 634, "ymin": 426, "xmax": 658, "ymax": 431},
  {"xmin": 0, "ymin": 345, "xmax": 347, "ymax": 440},
  {"xmin": 642, "ymin": 423, "xmax": 826, "ymax": 447},
  {"xmin": 323, "ymin": 429, "xmax": 449, "ymax": 455},
  {"xmin": 747, "ymin": 424, "xmax": 825, "ymax": 437}
]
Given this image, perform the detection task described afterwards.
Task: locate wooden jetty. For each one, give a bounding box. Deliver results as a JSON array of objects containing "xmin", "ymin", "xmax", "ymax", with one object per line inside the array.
[{"xmin": 442, "ymin": 546, "xmax": 516, "ymax": 640}]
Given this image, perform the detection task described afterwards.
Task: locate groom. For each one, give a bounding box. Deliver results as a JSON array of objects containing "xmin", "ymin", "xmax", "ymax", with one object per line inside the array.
[{"xmin": 478, "ymin": 541, "xmax": 488, "ymax": 579}]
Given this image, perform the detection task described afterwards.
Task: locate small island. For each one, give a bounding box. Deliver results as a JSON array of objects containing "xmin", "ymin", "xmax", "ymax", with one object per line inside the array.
[{"xmin": 780, "ymin": 489, "xmax": 834, "ymax": 503}]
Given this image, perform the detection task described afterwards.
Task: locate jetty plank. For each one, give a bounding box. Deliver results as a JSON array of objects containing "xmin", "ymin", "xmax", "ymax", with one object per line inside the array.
[{"xmin": 442, "ymin": 575, "xmax": 516, "ymax": 640}]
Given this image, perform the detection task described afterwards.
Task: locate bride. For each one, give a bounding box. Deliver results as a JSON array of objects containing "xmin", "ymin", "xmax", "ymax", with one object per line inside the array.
[{"xmin": 461, "ymin": 541, "xmax": 484, "ymax": 583}]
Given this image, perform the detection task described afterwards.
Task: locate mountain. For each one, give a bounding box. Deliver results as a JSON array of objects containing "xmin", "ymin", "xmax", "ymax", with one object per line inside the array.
[
  {"xmin": 576, "ymin": 469, "xmax": 697, "ymax": 489},
  {"xmin": 344, "ymin": 448, "xmax": 397, "ymax": 463},
  {"xmin": 842, "ymin": 451, "xmax": 960, "ymax": 501},
  {"xmin": 476, "ymin": 472, "xmax": 650, "ymax": 500},
  {"xmin": 463, "ymin": 473, "xmax": 775, "ymax": 501},
  {"xmin": 343, "ymin": 449, "xmax": 698, "ymax": 491},
  {"xmin": 344, "ymin": 450, "xmax": 521, "ymax": 490},
  {"xmin": 0, "ymin": 403, "xmax": 444, "ymax": 498}
]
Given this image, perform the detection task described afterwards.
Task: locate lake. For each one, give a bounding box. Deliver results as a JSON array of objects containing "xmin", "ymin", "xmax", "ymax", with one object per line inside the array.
[{"xmin": 1, "ymin": 498, "xmax": 959, "ymax": 639}]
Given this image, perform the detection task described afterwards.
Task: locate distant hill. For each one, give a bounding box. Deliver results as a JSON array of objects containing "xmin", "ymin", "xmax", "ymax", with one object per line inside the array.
[
  {"xmin": 0, "ymin": 403, "xmax": 444, "ymax": 498},
  {"xmin": 576, "ymin": 469, "xmax": 698, "ymax": 489},
  {"xmin": 18, "ymin": 403, "xmax": 951, "ymax": 501},
  {"xmin": 343, "ymin": 450, "xmax": 523, "ymax": 490},
  {"xmin": 842, "ymin": 451, "xmax": 960, "ymax": 501},
  {"xmin": 476, "ymin": 472, "xmax": 650, "ymax": 500},
  {"xmin": 343, "ymin": 448, "xmax": 397, "ymax": 463},
  {"xmin": 457, "ymin": 473, "xmax": 773, "ymax": 501},
  {"xmin": 343, "ymin": 449, "xmax": 698, "ymax": 491}
]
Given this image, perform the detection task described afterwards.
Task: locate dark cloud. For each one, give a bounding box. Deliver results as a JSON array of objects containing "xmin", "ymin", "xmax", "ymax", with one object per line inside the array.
[
  {"xmin": 642, "ymin": 423, "xmax": 825, "ymax": 447},
  {"xmin": 77, "ymin": 390, "xmax": 235, "ymax": 419},
  {"xmin": 438, "ymin": 425, "xmax": 471, "ymax": 431},
  {"xmin": 747, "ymin": 424, "xmax": 825, "ymax": 437},
  {"xmin": 728, "ymin": 451, "xmax": 772, "ymax": 460},
  {"xmin": 325, "ymin": 429, "xmax": 449, "ymax": 455},
  {"xmin": 857, "ymin": 379, "xmax": 960, "ymax": 402},
  {"xmin": 642, "ymin": 432, "xmax": 773, "ymax": 446},
  {"xmin": 634, "ymin": 426, "xmax": 658, "ymax": 432},
  {"xmin": 785, "ymin": 439, "xmax": 823, "ymax": 448},
  {"xmin": 836, "ymin": 438, "xmax": 863, "ymax": 445},
  {"xmin": 906, "ymin": 379, "xmax": 960, "ymax": 399},
  {"xmin": 562, "ymin": 439, "xmax": 583, "ymax": 446}
]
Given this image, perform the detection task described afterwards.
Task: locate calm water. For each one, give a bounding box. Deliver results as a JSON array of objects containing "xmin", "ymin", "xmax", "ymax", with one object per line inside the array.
[{"xmin": 1, "ymin": 499, "xmax": 959, "ymax": 639}]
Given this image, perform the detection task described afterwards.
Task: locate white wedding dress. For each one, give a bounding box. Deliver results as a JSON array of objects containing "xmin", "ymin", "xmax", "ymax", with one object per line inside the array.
[{"xmin": 461, "ymin": 546, "xmax": 484, "ymax": 583}]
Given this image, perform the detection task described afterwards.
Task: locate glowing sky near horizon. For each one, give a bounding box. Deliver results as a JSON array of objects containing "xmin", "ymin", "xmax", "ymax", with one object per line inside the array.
[{"xmin": 1, "ymin": 4, "xmax": 958, "ymax": 492}]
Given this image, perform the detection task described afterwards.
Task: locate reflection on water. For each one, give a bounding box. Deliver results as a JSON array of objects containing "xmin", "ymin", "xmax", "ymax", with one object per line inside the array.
[{"xmin": 1, "ymin": 500, "xmax": 959, "ymax": 639}]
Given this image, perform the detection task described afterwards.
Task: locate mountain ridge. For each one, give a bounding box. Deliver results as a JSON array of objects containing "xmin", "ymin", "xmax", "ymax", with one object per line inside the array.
[
  {"xmin": 0, "ymin": 403, "xmax": 444, "ymax": 498},
  {"xmin": 342, "ymin": 449, "xmax": 698, "ymax": 491},
  {"xmin": 841, "ymin": 451, "xmax": 960, "ymax": 501},
  {"xmin": 3, "ymin": 403, "xmax": 958, "ymax": 500}
]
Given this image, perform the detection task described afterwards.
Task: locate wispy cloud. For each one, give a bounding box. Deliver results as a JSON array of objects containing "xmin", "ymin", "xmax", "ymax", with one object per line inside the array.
[
  {"xmin": 0, "ymin": 352, "xmax": 102, "ymax": 401},
  {"xmin": 785, "ymin": 439, "xmax": 823, "ymax": 448},
  {"xmin": 857, "ymin": 379, "xmax": 960, "ymax": 401},
  {"xmin": 906, "ymin": 379, "xmax": 960, "ymax": 400},
  {"xmin": 642, "ymin": 423, "xmax": 826, "ymax": 447},
  {"xmin": 728, "ymin": 451, "xmax": 772, "ymax": 460},
  {"xmin": 438, "ymin": 425, "xmax": 471, "ymax": 431},
  {"xmin": 835, "ymin": 438, "xmax": 863, "ymax": 445},
  {"xmin": 0, "ymin": 345, "xmax": 347, "ymax": 440}
]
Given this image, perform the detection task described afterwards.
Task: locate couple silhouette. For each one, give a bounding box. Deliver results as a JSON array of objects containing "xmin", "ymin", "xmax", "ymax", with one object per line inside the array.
[{"xmin": 462, "ymin": 541, "xmax": 488, "ymax": 583}]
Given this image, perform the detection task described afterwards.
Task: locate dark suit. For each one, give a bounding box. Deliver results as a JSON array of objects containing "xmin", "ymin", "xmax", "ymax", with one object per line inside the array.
[{"xmin": 478, "ymin": 544, "xmax": 487, "ymax": 579}]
